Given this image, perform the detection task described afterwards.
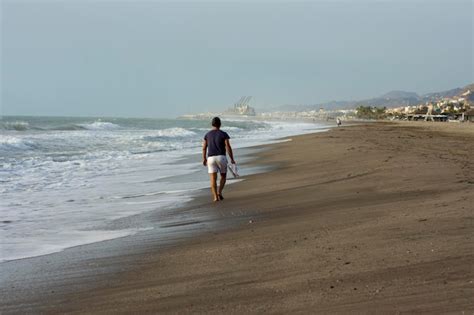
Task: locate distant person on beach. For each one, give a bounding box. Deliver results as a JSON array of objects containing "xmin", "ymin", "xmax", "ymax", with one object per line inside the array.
[
  {"xmin": 202, "ymin": 117, "xmax": 236, "ymax": 202},
  {"xmin": 337, "ymin": 117, "xmax": 342, "ymax": 127}
]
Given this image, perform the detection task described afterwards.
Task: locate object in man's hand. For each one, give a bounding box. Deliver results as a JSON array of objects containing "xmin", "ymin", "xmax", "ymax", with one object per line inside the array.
[{"xmin": 228, "ymin": 163, "xmax": 239, "ymax": 178}]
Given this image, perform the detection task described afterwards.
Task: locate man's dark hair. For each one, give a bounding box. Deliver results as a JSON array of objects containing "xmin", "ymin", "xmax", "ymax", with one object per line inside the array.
[{"xmin": 211, "ymin": 117, "xmax": 221, "ymax": 128}]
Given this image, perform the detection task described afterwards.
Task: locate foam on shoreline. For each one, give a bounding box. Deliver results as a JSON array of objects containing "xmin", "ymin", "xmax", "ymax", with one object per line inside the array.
[{"xmin": 1, "ymin": 116, "xmax": 331, "ymax": 263}]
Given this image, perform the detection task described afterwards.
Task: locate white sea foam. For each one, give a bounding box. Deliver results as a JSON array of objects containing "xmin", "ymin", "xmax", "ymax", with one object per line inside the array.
[
  {"xmin": 78, "ymin": 121, "xmax": 121, "ymax": 130},
  {"xmin": 0, "ymin": 136, "xmax": 36, "ymax": 151},
  {"xmin": 0, "ymin": 117, "xmax": 330, "ymax": 263},
  {"xmin": 152, "ymin": 127, "xmax": 197, "ymax": 138},
  {"xmin": 0, "ymin": 228, "xmax": 153, "ymax": 263}
]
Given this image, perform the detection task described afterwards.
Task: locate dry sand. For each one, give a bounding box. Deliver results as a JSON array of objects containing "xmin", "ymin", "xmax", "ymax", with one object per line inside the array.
[{"xmin": 6, "ymin": 122, "xmax": 474, "ymax": 313}]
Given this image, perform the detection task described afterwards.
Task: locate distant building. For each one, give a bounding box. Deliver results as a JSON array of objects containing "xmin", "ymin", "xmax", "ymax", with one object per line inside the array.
[
  {"xmin": 464, "ymin": 109, "xmax": 474, "ymax": 122},
  {"xmin": 224, "ymin": 96, "xmax": 256, "ymax": 116}
]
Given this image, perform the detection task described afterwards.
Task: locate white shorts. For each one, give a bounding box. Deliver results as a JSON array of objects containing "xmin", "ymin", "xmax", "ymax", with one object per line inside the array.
[{"xmin": 207, "ymin": 155, "xmax": 228, "ymax": 174}]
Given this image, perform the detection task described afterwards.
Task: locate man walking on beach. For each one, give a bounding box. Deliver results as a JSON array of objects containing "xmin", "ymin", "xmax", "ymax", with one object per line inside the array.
[{"xmin": 202, "ymin": 117, "xmax": 236, "ymax": 202}]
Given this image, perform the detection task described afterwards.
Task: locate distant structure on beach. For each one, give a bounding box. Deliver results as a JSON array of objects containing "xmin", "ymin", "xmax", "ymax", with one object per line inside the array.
[
  {"xmin": 180, "ymin": 83, "xmax": 473, "ymax": 122},
  {"xmin": 224, "ymin": 96, "xmax": 256, "ymax": 116},
  {"xmin": 179, "ymin": 96, "xmax": 257, "ymax": 120}
]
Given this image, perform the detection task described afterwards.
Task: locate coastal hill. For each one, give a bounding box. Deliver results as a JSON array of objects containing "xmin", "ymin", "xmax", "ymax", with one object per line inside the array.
[
  {"xmin": 266, "ymin": 83, "xmax": 473, "ymax": 112},
  {"xmin": 181, "ymin": 84, "xmax": 472, "ymax": 119},
  {"xmin": 421, "ymin": 84, "xmax": 474, "ymax": 104},
  {"xmin": 380, "ymin": 90, "xmax": 419, "ymax": 100}
]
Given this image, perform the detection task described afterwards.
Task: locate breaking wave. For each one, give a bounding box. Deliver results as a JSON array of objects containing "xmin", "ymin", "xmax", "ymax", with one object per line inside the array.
[
  {"xmin": 0, "ymin": 120, "xmax": 122, "ymax": 131},
  {"xmin": 51, "ymin": 125, "xmax": 87, "ymax": 131},
  {"xmin": 1, "ymin": 121, "xmax": 30, "ymax": 131},
  {"xmin": 0, "ymin": 136, "xmax": 37, "ymax": 151},
  {"xmin": 143, "ymin": 128, "xmax": 197, "ymax": 140},
  {"xmin": 77, "ymin": 121, "xmax": 121, "ymax": 130}
]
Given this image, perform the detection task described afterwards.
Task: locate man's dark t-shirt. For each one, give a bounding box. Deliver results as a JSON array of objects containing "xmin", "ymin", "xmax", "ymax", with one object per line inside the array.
[{"xmin": 204, "ymin": 130, "xmax": 230, "ymax": 157}]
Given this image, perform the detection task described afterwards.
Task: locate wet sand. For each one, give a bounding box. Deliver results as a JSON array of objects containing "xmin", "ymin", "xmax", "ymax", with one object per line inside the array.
[{"xmin": 3, "ymin": 122, "xmax": 474, "ymax": 313}]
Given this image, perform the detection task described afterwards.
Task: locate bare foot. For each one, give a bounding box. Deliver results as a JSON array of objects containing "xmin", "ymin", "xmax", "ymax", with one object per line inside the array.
[{"xmin": 219, "ymin": 194, "xmax": 224, "ymax": 200}]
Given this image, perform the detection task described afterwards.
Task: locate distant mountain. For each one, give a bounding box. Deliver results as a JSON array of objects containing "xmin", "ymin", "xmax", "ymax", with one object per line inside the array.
[
  {"xmin": 421, "ymin": 84, "xmax": 474, "ymax": 103},
  {"xmin": 458, "ymin": 84, "xmax": 474, "ymax": 103},
  {"xmin": 353, "ymin": 94, "xmax": 419, "ymax": 108},
  {"xmin": 463, "ymin": 83, "xmax": 474, "ymax": 92},
  {"xmin": 263, "ymin": 83, "xmax": 473, "ymax": 112},
  {"xmin": 272, "ymin": 100, "xmax": 354, "ymax": 112},
  {"xmin": 421, "ymin": 87, "xmax": 462, "ymax": 101},
  {"xmin": 380, "ymin": 90, "xmax": 419, "ymax": 99}
]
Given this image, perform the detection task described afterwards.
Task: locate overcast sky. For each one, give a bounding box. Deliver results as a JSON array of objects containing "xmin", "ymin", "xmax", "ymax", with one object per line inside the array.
[{"xmin": 1, "ymin": 0, "xmax": 473, "ymax": 118}]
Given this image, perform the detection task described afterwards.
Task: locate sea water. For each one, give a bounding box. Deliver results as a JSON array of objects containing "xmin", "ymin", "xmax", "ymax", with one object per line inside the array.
[{"xmin": 0, "ymin": 116, "xmax": 327, "ymax": 262}]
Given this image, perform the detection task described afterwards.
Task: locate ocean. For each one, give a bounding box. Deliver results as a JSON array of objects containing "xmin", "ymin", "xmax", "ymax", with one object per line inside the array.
[{"xmin": 0, "ymin": 116, "xmax": 328, "ymax": 262}]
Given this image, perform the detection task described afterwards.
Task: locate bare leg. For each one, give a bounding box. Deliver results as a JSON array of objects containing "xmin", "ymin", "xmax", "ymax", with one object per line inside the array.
[
  {"xmin": 209, "ymin": 173, "xmax": 219, "ymax": 202},
  {"xmin": 218, "ymin": 173, "xmax": 227, "ymax": 199}
]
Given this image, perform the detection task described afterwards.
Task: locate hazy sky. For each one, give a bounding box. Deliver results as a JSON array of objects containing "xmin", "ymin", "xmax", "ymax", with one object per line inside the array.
[{"xmin": 1, "ymin": 0, "xmax": 473, "ymax": 118}]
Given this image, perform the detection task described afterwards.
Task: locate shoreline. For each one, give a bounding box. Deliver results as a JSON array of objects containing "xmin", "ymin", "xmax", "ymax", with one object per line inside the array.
[
  {"xmin": 2, "ymin": 122, "xmax": 473, "ymax": 313},
  {"xmin": 0, "ymin": 145, "xmax": 269, "ymax": 312},
  {"xmin": 0, "ymin": 119, "xmax": 331, "ymax": 263},
  {"xmin": 0, "ymin": 125, "xmax": 331, "ymax": 313}
]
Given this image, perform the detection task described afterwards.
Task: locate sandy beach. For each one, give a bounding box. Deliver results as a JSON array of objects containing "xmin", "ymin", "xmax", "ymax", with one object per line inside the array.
[{"xmin": 2, "ymin": 122, "xmax": 473, "ymax": 314}]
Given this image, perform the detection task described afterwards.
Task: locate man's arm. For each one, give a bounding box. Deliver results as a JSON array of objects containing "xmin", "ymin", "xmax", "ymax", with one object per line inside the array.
[
  {"xmin": 225, "ymin": 139, "xmax": 235, "ymax": 164},
  {"xmin": 202, "ymin": 139, "xmax": 208, "ymax": 166}
]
